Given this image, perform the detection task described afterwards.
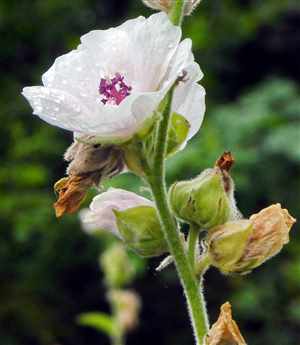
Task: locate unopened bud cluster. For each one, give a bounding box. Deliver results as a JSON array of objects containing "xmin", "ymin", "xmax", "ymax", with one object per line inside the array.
[
  {"xmin": 169, "ymin": 152, "xmax": 296, "ymax": 274},
  {"xmin": 143, "ymin": 0, "xmax": 202, "ymax": 15}
]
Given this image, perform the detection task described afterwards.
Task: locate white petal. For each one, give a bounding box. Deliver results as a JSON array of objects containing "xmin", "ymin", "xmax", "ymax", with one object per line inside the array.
[
  {"xmin": 22, "ymin": 86, "xmax": 91, "ymax": 132},
  {"xmin": 80, "ymin": 13, "xmax": 181, "ymax": 92},
  {"xmin": 42, "ymin": 49, "xmax": 99, "ymax": 105},
  {"xmin": 22, "ymin": 86, "xmax": 147, "ymax": 142},
  {"xmin": 80, "ymin": 188, "xmax": 154, "ymax": 236},
  {"xmin": 23, "ymin": 13, "xmax": 203, "ymax": 144},
  {"xmin": 126, "ymin": 12, "xmax": 181, "ymax": 91},
  {"xmin": 160, "ymin": 39, "xmax": 200, "ymax": 91},
  {"xmin": 172, "ymin": 81, "xmax": 206, "ymax": 144}
]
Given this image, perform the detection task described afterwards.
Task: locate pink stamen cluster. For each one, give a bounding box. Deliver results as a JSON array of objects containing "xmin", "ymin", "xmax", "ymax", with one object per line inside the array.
[{"xmin": 99, "ymin": 73, "xmax": 132, "ymax": 105}]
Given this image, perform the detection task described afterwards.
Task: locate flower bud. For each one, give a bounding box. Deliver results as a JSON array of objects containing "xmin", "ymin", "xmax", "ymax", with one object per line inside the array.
[
  {"xmin": 205, "ymin": 302, "xmax": 247, "ymax": 345},
  {"xmin": 169, "ymin": 167, "xmax": 235, "ymax": 229},
  {"xmin": 100, "ymin": 244, "xmax": 135, "ymax": 289},
  {"xmin": 143, "ymin": 0, "xmax": 202, "ymax": 15},
  {"xmin": 108, "ymin": 290, "xmax": 141, "ymax": 332},
  {"xmin": 80, "ymin": 188, "xmax": 167, "ymax": 257},
  {"xmin": 208, "ymin": 204, "xmax": 296, "ymax": 274}
]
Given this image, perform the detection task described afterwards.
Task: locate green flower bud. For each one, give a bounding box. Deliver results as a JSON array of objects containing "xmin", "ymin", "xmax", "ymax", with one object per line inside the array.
[
  {"xmin": 208, "ymin": 220, "xmax": 253, "ymax": 274},
  {"xmin": 208, "ymin": 204, "xmax": 296, "ymax": 274},
  {"xmin": 114, "ymin": 206, "xmax": 168, "ymax": 258},
  {"xmin": 169, "ymin": 167, "xmax": 235, "ymax": 229},
  {"xmin": 100, "ymin": 243, "xmax": 136, "ymax": 289}
]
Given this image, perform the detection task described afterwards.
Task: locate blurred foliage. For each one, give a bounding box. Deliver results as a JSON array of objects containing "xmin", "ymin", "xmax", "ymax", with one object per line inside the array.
[{"xmin": 1, "ymin": 0, "xmax": 300, "ymax": 345}]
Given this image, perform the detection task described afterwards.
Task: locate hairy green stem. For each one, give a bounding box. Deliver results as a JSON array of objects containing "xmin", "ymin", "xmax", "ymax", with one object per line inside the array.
[
  {"xmin": 188, "ymin": 224, "xmax": 200, "ymax": 269},
  {"xmin": 169, "ymin": 0, "xmax": 186, "ymax": 25},
  {"xmin": 144, "ymin": 2, "xmax": 210, "ymax": 343},
  {"xmin": 146, "ymin": 90, "xmax": 209, "ymax": 345},
  {"xmin": 196, "ymin": 254, "xmax": 211, "ymax": 278}
]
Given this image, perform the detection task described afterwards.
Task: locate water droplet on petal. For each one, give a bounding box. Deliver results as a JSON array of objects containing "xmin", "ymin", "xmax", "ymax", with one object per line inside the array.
[{"xmin": 74, "ymin": 105, "xmax": 81, "ymax": 113}]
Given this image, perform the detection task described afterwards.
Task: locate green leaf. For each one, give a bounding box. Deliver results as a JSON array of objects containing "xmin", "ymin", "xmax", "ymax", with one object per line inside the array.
[
  {"xmin": 263, "ymin": 124, "xmax": 300, "ymax": 161},
  {"xmin": 77, "ymin": 312, "xmax": 116, "ymax": 336},
  {"xmin": 167, "ymin": 113, "xmax": 190, "ymax": 155}
]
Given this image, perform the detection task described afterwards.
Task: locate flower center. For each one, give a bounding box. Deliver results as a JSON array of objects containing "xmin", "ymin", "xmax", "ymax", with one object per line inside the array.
[{"xmin": 99, "ymin": 73, "xmax": 132, "ymax": 105}]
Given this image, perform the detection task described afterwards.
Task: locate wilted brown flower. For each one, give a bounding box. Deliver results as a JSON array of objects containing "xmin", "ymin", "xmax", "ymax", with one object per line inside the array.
[
  {"xmin": 240, "ymin": 203, "xmax": 296, "ymax": 269},
  {"xmin": 205, "ymin": 302, "xmax": 247, "ymax": 345},
  {"xmin": 142, "ymin": 0, "xmax": 202, "ymax": 15},
  {"xmin": 54, "ymin": 141, "xmax": 124, "ymax": 217},
  {"xmin": 208, "ymin": 204, "xmax": 296, "ymax": 274}
]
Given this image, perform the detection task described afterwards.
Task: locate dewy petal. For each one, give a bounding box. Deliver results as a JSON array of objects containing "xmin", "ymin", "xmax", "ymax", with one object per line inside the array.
[
  {"xmin": 22, "ymin": 86, "xmax": 91, "ymax": 132},
  {"xmin": 161, "ymin": 39, "xmax": 203, "ymax": 91},
  {"xmin": 80, "ymin": 188, "xmax": 154, "ymax": 236},
  {"xmin": 172, "ymin": 81, "xmax": 206, "ymax": 143},
  {"xmin": 23, "ymin": 12, "xmax": 205, "ymax": 143},
  {"xmin": 80, "ymin": 13, "xmax": 181, "ymax": 92}
]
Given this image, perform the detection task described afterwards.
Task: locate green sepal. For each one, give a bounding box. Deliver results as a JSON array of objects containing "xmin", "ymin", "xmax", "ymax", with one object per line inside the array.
[
  {"xmin": 208, "ymin": 220, "xmax": 253, "ymax": 274},
  {"xmin": 114, "ymin": 206, "xmax": 168, "ymax": 257},
  {"xmin": 169, "ymin": 168, "xmax": 232, "ymax": 229},
  {"xmin": 167, "ymin": 112, "xmax": 190, "ymax": 155}
]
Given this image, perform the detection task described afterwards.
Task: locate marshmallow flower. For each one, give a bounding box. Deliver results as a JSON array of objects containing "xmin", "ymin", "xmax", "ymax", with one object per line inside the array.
[
  {"xmin": 80, "ymin": 188, "xmax": 154, "ymax": 236},
  {"xmin": 22, "ymin": 12, "xmax": 205, "ymax": 144}
]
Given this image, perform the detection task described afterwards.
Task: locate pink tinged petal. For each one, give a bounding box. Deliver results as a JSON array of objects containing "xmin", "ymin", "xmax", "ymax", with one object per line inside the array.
[{"xmin": 80, "ymin": 188, "xmax": 154, "ymax": 237}]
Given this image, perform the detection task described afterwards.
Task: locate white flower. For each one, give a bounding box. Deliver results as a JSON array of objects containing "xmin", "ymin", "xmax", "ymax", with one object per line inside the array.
[
  {"xmin": 22, "ymin": 12, "xmax": 205, "ymax": 144},
  {"xmin": 80, "ymin": 188, "xmax": 154, "ymax": 236}
]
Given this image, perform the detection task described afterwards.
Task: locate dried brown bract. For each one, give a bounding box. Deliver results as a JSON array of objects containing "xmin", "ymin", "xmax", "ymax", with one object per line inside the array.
[
  {"xmin": 205, "ymin": 302, "xmax": 247, "ymax": 345},
  {"xmin": 54, "ymin": 141, "xmax": 124, "ymax": 217}
]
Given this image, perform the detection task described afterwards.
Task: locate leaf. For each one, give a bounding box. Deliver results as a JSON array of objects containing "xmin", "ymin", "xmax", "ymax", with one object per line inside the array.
[
  {"xmin": 77, "ymin": 312, "xmax": 117, "ymax": 336},
  {"xmin": 263, "ymin": 124, "xmax": 300, "ymax": 161},
  {"xmin": 167, "ymin": 113, "xmax": 190, "ymax": 155}
]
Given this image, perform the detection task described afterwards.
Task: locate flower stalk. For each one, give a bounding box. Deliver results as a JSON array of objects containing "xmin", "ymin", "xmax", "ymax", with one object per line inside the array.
[
  {"xmin": 188, "ymin": 224, "xmax": 200, "ymax": 269},
  {"xmin": 145, "ymin": 12, "xmax": 209, "ymax": 339},
  {"xmin": 169, "ymin": 0, "xmax": 186, "ymax": 25}
]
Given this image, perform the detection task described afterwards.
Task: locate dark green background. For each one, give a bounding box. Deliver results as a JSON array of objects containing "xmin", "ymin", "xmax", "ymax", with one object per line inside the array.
[{"xmin": 1, "ymin": 0, "xmax": 300, "ymax": 344}]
